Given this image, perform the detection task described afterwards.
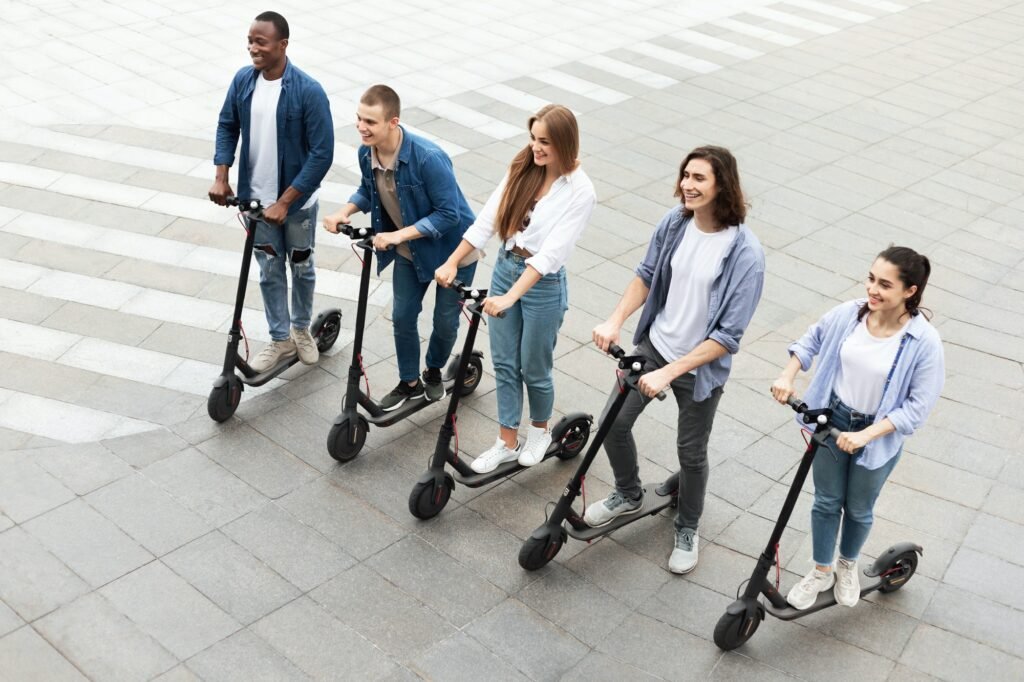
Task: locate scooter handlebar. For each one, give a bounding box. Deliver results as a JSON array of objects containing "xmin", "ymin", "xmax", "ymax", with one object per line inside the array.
[
  {"xmin": 779, "ymin": 391, "xmax": 843, "ymax": 440},
  {"xmin": 452, "ymin": 280, "xmax": 504, "ymax": 318},
  {"xmin": 225, "ymin": 197, "xmax": 262, "ymax": 213},
  {"xmin": 338, "ymin": 223, "xmax": 373, "ymax": 240},
  {"xmin": 607, "ymin": 343, "xmax": 665, "ymax": 400}
]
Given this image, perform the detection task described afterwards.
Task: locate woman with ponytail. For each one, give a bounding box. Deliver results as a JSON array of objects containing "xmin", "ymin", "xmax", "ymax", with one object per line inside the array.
[
  {"xmin": 772, "ymin": 245, "xmax": 945, "ymax": 609},
  {"xmin": 435, "ymin": 105, "xmax": 596, "ymax": 473}
]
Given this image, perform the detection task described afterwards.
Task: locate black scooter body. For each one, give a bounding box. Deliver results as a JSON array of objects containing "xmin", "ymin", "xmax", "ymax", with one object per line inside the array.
[
  {"xmin": 208, "ymin": 198, "xmax": 343, "ymax": 423},
  {"xmin": 408, "ymin": 283, "xmax": 593, "ymax": 519},
  {"xmin": 519, "ymin": 344, "xmax": 672, "ymax": 570},
  {"xmin": 713, "ymin": 396, "xmax": 922, "ymax": 650},
  {"xmin": 327, "ymin": 226, "xmax": 484, "ymax": 463}
]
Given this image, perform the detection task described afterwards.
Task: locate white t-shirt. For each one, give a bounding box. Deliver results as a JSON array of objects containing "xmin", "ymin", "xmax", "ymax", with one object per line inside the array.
[
  {"xmin": 649, "ymin": 222, "xmax": 736, "ymax": 367},
  {"xmin": 248, "ymin": 73, "xmax": 282, "ymax": 206},
  {"xmin": 834, "ymin": 317, "xmax": 908, "ymax": 414}
]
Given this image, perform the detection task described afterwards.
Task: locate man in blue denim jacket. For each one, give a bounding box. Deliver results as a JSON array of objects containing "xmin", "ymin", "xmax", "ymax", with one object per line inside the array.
[
  {"xmin": 324, "ymin": 85, "xmax": 477, "ymax": 409},
  {"xmin": 209, "ymin": 11, "xmax": 334, "ymax": 372}
]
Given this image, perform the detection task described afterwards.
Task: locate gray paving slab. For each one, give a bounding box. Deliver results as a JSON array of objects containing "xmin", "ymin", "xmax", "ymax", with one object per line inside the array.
[
  {"xmin": 0, "ymin": 625, "xmax": 86, "ymax": 681},
  {"xmin": 185, "ymin": 629, "xmax": 311, "ymax": 682}
]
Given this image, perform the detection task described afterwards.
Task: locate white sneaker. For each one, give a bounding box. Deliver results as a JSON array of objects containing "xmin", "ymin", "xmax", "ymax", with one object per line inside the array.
[
  {"xmin": 251, "ymin": 339, "xmax": 297, "ymax": 373},
  {"xmin": 291, "ymin": 327, "xmax": 319, "ymax": 365},
  {"xmin": 583, "ymin": 490, "xmax": 643, "ymax": 527},
  {"xmin": 834, "ymin": 557, "xmax": 860, "ymax": 607},
  {"xmin": 668, "ymin": 528, "xmax": 699, "ymax": 574},
  {"xmin": 518, "ymin": 425, "xmax": 552, "ymax": 467},
  {"xmin": 470, "ymin": 437, "xmax": 521, "ymax": 474},
  {"xmin": 787, "ymin": 565, "xmax": 835, "ymax": 610}
]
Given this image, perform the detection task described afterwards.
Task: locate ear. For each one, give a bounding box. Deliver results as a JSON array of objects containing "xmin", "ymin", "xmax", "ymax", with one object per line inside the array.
[
  {"xmin": 389, "ymin": 116, "xmax": 400, "ymax": 129},
  {"xmin": 903, "ymin": 284, "xmax": 918, "ymax": 301},
  {"xmin": 279, "ymin": 38, "xmax": 288, "ymax": 50}
]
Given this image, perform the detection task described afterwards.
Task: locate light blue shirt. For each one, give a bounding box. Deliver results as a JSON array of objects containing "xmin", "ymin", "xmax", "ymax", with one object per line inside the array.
[{"xmin": 789, "ymin": 300, "xmax": 945, "ymax": 470}]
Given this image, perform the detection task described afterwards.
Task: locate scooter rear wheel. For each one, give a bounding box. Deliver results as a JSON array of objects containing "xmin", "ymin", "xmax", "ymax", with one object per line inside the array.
[
  {"xmin": 207, "ymin": 377, "xmax": 242, "ymax": 423},
  {"xmin": 554, "ymin": 416, "xmax": 591, "ymax": 460},
  {"xmin": 327, "ymin": 416, "xmax": 367, "ymax": 463},
  {"xmin": 458, "ymin": 355, "xmax": 484, "ymax": 396},
  {"xmin": 408, "ymin": 474, "xmax": 454, "ymax": 519},
  {"xmin": 713, "ymin": 607, "xmax": 762, "ymax": 651},
  {"xmin": 312, "ymin": 310, "xmax": 343, "ymax": 352},
  {"xmin": 518, "ymin": 527, "xmax": 567, "ymax": 571},
  {"xmin": 878, "ymin": 551, "xmax": 918, "ymax": 593}
]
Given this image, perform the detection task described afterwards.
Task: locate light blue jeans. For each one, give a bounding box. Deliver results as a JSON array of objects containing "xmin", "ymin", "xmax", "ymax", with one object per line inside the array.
[
  {"xmin": 811, "ymin": 392, "xmax": 902, "ymax": 565},
  {"xmin": 391, "ymin": 254, "xmax": 477, "ymax": 382},
  {"xmin": 253, "ymin": 203, "xmax": 317, "ymax": 341},
  {"xmin": 489, "ymin": 249, "xmax": 567, "ymax": 429}
]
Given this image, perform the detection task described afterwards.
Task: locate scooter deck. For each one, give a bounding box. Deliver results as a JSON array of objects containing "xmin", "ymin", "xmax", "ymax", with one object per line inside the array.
[
  {"xmin": 565, "ymin": 486, "xmax": 676, "ymax": 541},
  {"xmin": 765, "ymin": 569, "xmax": 882, "ymax": 620},
  {"xmin": 453, "ymin": 449, "xmax": 565, "ymax": 488}
]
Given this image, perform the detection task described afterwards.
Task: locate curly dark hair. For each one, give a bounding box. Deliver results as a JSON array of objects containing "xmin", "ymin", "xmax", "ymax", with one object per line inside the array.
[{"xmin": 673, "ymin": 145, "xmax": 747, "ymax": 227}]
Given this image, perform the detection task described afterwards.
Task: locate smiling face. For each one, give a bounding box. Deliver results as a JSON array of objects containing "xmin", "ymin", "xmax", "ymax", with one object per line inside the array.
[
  {"xmin": 529, "ymin": 119, "xmax": 560, "ymax": 169},
  {"xmin": 247, "ymin": 20, "xmax": 286, "ymax": 73},
  {"xmin": 679, "ymin": 158, "xmax": 718, "ymax": 214},
  {"xmin": 355, "ymin": 102, "xmax": 397, "ymax": 147},
  {"xmin": 866, "ymin": 258, "xmax": 917, "ymax": 315}
]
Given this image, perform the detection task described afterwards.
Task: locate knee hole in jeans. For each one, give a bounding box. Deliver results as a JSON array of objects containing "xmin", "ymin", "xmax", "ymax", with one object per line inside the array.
[
  {"xmin": 291, "ymin": 247, "xmax": 312, "ymax": 264},
  {"xmin": 255, "ymin": 244, "xmax": 278, "ymax": 257}
]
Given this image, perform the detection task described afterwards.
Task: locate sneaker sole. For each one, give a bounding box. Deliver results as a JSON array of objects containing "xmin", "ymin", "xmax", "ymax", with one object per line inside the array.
[
  {"xmin": 584, "ymin": 502, "xmax": 644, "ymax": 528},
  {"xmin": 380, "ymin": 394, "xmax": 424, "ymax": 412},
  {"xmin": 252, "ymin": 351, "xmax": 298, "ymax": 373},
  {"xmin": 470, "ymin": 451, "xmax": 520, "ymax": 474}
]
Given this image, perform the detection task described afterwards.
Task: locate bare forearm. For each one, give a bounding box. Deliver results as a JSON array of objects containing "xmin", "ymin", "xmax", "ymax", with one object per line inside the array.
[
  {"xmin": 666, "ymin": 339, "xmax": 729, "ymax": 377},
  {"xmin": 609, "ymin": 277, "xmax": 650, "ymax": 326},
  {"xmin": 445, "ymin": 239, "xmax": 475, "ymax": 265},
  {"xmin": 780, "ymin": 354, "xmax": 802, "ymax": 381},
  {"xmin": 505, "ymin": 266, "xmax": 542, "ymax": 302}
]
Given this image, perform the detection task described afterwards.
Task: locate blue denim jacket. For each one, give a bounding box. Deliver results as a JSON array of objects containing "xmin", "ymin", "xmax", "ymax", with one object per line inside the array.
[
  {"xmin": 348, "ymin": 126, "xmax": 475, "ymax": 283},
  {"xmin": 214, "ymin": 60, "xmax": 334, "ymax": 216},
  {"xmin": 633, "ymin": 206, "xmax": 765, "ymax": 401},
  {"xmin": 788, "ymin": 299, "xmax": 945, "ymax": 470}
]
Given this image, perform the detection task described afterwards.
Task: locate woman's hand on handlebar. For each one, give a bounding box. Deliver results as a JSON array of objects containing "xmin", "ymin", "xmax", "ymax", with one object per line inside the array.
[
  {"xmin": 637, "ymin": 366, "xmax": 672, "ymax": 399},
  {"xmin": 770, "ymin": 377, "xmax": 795, "ymax": 404},
  {"xmin": 323, "ymin": 210, "xmax": 351, "ymax": 234},
  {"xmin": 482, "ymin": 294, "xmax": 512, "ymax": 318},
  {"xmin": 833, "ymin": 429, "xmax": 872, "ymax": 454},
  {"xmin": 592, "ymin": 320, "xmax": 621, "ymax": 353},
  {"xmin": 434, "ymin": 261, "xmax": 458, "ymax": 288}
]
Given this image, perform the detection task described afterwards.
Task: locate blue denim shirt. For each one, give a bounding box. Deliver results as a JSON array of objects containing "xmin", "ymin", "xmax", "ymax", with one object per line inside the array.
[
  {"xmin": 789, "ymin": 299, "xmax": 945, "ymax": 470},
  {"xmin": 214, "ymin": 60, "xmax": 334, "ymax": 216},
  {"xmin": 348, "ymin": 126, "xmax": 475, "ymax": 283},
  {"xmin": 633, "ymin": 206, "xmax": 765, "ymax": 401}
]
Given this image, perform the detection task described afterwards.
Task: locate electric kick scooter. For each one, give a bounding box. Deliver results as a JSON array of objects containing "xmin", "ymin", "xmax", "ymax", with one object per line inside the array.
[
  {"xmin": 713, "ymin": 394, "xmax": 922, "ymax": 651},
  {"xmin": 208, "ymin": 197, "xmax": 343, "ymax": 422},
  {"xmin": 327, "ymin": 223, "xmax": 484, "ymax": 463},
  {"xmin": 408, "ymin": 280, "xmax": 593, "ymax": 519},
  {"xmin": 519, "ymin": 343, "xmax": 675, "ymax": 570}
]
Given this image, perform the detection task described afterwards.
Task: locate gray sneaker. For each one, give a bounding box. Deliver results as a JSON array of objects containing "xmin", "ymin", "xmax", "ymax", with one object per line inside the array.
[
  {"xmin": 583, "ymin": 490, "xmax": 643, "ymax": 527},
  {"xmin": 380, "ymin": 379, "xmax": 424, "ymax": 411},
  {"xmin": 251, "ymin": 338, "xmax": 297, "ymax": 373},
  {"xmin": 668, "ymin": 528, "xmax": 699, "ymax": 574},
  {"xmin": 422, "ymin": 367, "xmax": 444, "ymax": 402}
]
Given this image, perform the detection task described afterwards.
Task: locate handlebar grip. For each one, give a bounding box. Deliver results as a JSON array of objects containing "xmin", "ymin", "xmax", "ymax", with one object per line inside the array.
[
  {"xmin": 829, "ymin": 427, "xmax": 843, "ymax": 440},
  {"xmin": 655, "ymin": 390, "xmax": 667, "ymax": 401},
  {"xmin": 607, "ymin": 343, "xmax": 625, "ymax": 359}
]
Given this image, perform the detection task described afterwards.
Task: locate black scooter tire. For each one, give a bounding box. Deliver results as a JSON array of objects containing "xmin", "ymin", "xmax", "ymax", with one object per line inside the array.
[
  {"xmin": 207, "ymin": 378, "xmax": 242, "ymax": 423},
  {"xmin": 312, "ymin": 310, "xmax": 343, "ymax": 352},
  {"xmin": 878, "ymin": 551, "xmax": 918, "ymax": 593},
  {"xmin": 408, "ymin": 474, "xmax": 454, "ymax": 519},
  {"xmin": 328, "ymin": 416, "xmax": 367, "ymax": 463},
  {"xmin": 554, "ymin": 416, "xmax": 591, "ymax": 460},
  {"xmin": 458, "ymin": 354, "xmax": 484, "ymax": 396},
  {"xmin": 518, "ymin": 528, "xmax": 567, "ymax": 571},
  {"xmin": 713, "ymin": 608, "xmax": 761, "ymax": 651}
]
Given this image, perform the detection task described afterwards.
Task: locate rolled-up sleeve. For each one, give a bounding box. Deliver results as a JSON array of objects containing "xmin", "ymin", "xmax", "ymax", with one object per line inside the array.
[
  {"xmin": 709, "ymin": 260, "xmax": 765, "ymax": 355},
  {"xmin": 526, "ymin": 184, "xmax": 596, "ymax": 276}
]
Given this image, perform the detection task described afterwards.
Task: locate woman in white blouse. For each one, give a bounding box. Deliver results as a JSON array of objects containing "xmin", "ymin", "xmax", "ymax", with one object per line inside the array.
[{"xmin": 435, "ymin": 104, "xmax": 596, "ymax": 473}]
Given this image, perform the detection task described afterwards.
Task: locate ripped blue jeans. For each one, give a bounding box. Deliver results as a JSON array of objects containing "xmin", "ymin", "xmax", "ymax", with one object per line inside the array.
[{"xmin": 253, "ymin": 203, "xmax": 317, "ymax": 341}]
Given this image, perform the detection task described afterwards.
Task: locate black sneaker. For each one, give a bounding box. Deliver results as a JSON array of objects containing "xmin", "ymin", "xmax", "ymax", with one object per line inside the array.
[
  {"xmin": 423, "ymin": 367, "xmax": 444, "ymax": 402},
  {"xmin": 380, "ymin": 379, "xmax": 424, "ymax": 411}
]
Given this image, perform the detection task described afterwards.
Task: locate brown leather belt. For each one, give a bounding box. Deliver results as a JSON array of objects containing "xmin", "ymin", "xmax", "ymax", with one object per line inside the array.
[{"xmin": 509, "ymin": 245, "xmax": 533, "ymax": 258}]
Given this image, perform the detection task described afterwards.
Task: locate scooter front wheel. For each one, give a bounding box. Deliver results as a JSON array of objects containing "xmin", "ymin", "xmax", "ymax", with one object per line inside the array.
[
  {"xmin": 408, "ymin": 474, "xmax": 454, "ymax": 519},
  {"xmin": 311, "ymin": 309, "xmax": 343, "ymax": 352},
  {"xmin": 713, "ymin": 607, "xmax": 762, "ymax": 651},
  {"xmin": 327, "ymin": 416, "xmax": 367, "ymax": 463},
  {"xmin": 458, "ymin": 354, "xmax": 484, "ymax": 396},
  {"xmin": 207, "ymin": 376, "xmax": 242, "ymax": 423},
  {"xmin": 554, "ymin": 415, "xmax": 591, "ymax": 460},
  {"xmin": 518, "ymin": 527, "xmax": 567, "ymax": 571},
  {"xmin": 879, "ymin": 551, "xmax": 918, "ymax": 593}
]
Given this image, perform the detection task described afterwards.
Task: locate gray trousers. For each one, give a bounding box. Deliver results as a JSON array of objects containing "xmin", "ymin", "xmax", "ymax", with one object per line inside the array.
[{"xmin": 600, "ymin": 336, "xmax": 724, "ymax": 531}]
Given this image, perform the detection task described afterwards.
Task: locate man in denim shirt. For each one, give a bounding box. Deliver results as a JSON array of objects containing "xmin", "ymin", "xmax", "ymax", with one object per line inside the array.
[
  {"xmin": 589, "ymin": 147, "xmax": 764, "ymax": 575},
  {"xmin": 209, "ymin": 11, "xmax": 334, "ymax": 372},
  {"xmin": 324, "ymin": 85, "xmax": 477, "ymax": 410}
]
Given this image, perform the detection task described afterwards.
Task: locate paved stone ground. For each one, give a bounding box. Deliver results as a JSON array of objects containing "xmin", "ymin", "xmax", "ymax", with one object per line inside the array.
[{"xmin": 1, "ymin": 0, "xmax": 1023, "ymax": 680}]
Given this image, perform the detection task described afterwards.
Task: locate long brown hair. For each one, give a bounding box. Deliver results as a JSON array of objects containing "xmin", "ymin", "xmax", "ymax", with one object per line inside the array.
[
  {"xmin": 495, "ymin": 105, "xmax": 579, "ymax": 241},
  {"xmin": 674, "ymin": 145, "xmax": 747, "ymax": 228}
]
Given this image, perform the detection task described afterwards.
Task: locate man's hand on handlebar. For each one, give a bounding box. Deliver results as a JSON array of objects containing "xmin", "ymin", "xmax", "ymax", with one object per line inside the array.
[
  {"xmin": 637, "ymin": 366, "xmax": 673, "ymax": 399},
  {"xmin": 262, "ymin": 202, "xmax": 287, "ymax": 225},
  {"xmin": 323, "ymin": 211, "xmax": 351, "ymax": 234},
  {"xmin": 208, "ymin": 179, "xmax": 233, "ymax": 206},
  {"xmin": 372, "ymin": 231, "xmax": 402, "ymax": 252},
  {"xmin": 592, "ymin": 320, "xmax": 621, "ymax": 353},
  {"xmin": 770, "ymin": 377, "xmax": 796, "ymax": 404},
  {"xmin": 435, "ymin": 261, "xmax": 458, "ymax": 288}
]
